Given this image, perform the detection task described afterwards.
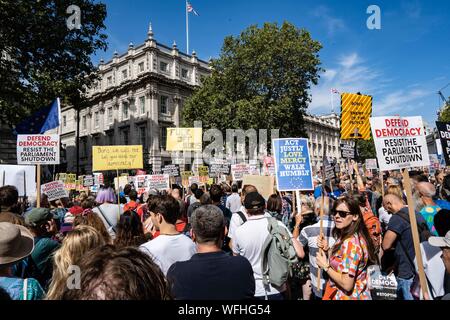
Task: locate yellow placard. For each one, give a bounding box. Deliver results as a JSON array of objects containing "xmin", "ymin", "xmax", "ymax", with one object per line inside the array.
[
  {"xmin": 166, "ymin": 128, "xmax": 202, "ymax": 152},
  {"xmin": 198, "ymin": 166, "xmax": 209, "ymax": 177},
  {"xmin": 66, "ymin": 174, "xmax": 76, "ymax": 183},
  {"xmin": 92, "ymin": 146, "xmax": 143, "ymax": 171},
  {"xmin": 340, "ymin": 93, "xmax": 372, "ymax": 140}
]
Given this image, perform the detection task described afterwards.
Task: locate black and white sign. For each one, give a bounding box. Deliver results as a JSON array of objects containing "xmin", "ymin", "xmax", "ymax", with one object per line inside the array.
[
  {"xmin": 436, "ymin": 122, "xmax": 450, "ymax": 166},
  {"xmin": 17, "ymin": 134, "xmax": 60, "ymax": 165},
  {"xmin": 340, "ymin": 141, "xmax": 355, "ymax": 159},
  {"xmin": 162, "ymin": 164, "xmax": 180, "ymax": 177}
]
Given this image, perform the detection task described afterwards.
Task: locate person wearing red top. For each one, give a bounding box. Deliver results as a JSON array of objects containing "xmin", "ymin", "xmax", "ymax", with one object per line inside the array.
[{"xmin": 123, "ymin": 190, "xmax": 144, "ymax": 220}]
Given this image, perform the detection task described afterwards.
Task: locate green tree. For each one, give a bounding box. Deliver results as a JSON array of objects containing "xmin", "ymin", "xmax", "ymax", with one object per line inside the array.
[
  {"xmin": 438, "ymin": 100, "xmax": 450, "ymax": 122},
  {"xmin": 0, "ymin": 0, "xmax": 107, "ymax": 125},
  {"xmin": 182, "ymin": 22, "xmax": 323, "ymax": 138},
  {"xmin": 356, "ymin": 137, "xmax": 376, "ymax": 161}
]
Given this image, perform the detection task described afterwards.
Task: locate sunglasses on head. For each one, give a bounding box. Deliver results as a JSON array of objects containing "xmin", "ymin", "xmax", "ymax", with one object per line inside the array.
[{"xmin": 332, "ymin": 210, "xmax": 353, "ymax": 218}]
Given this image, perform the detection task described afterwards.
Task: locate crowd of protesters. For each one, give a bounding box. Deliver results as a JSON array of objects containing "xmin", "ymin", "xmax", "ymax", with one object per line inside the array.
[{"xmin": 0, "ymin": 164, "xmax": 450, "ymax": 300}]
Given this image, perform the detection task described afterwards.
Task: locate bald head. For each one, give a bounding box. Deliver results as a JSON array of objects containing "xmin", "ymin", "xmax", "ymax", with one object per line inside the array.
[
  {"xmin": 383, "ymin": 193, "xmax": 405, "ymax": 214},
  {"xmin": 416, "ymin": 182, "xmax": 436, "ymax": 199}
]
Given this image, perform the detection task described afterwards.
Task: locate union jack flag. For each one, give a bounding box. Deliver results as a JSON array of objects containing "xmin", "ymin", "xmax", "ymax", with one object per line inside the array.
[
  {"xmin": 187, "ymin": 1, "xmax": 199, "ymax": 16},
  {"xmin": 331, "ymin": 88, "xmax": 339, "ymax": 94}
]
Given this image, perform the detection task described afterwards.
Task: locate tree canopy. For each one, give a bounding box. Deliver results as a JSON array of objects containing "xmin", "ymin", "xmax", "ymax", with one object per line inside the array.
[
  {"xmin": 182, "ymin": 22, "xmax": 323, "ymax": 138},
  {"xmin": 0, "ymin": 0, "xmax": 108, "ymax": 125},
  {"xmin": 438, "ymin": 99, "xmax": 450, "ymax": 122}
]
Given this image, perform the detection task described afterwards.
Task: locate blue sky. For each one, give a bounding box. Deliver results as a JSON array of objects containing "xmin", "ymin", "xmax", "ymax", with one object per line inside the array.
[{"xmin": 93, "ymin": 0, "xmax": 450, "ymax": 127}]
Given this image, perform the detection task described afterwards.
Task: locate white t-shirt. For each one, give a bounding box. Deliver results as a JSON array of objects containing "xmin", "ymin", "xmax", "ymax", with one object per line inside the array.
[
  {"xmin": 232, "ymin": 213, "xmax": 290, "ymax": 297},
  {"xmin": 378, "ymin": 207, "xmax": 392, "ymax": 226},
  {"xmin": 414, "ymin": 242, "xmax": 446, "ymax": 299},
  {"xmin": 139, "ymin": 234, "xmax": 196, "ymax": 275},
  {"xmin": 228, "ymin": 206, "xmax": 248, "ymax": 239},
  {"xmin": 226, "ymin": 193, "xmax": 241, "ymax": 214}
]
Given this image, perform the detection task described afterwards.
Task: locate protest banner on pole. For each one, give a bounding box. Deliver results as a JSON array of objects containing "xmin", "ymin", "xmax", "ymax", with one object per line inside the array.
[
  {"xmin": 365, "ymin": 159, "xmax": 378, "ymax": 170},
  {"xmin": 0, "ymin": 165, "xmax": 36, "ymax": 197},
  {"xmin": 340, "ymin": 140, "xmax": 356, "ymax": 159},
  {"xmin": 162, "ymin": 164, "xmax": 180, "ymax": 177},
  {"xmin": 209, "ymin": 159, "xmax": 231, "ymax": 177},
  {"xmin": 436, "ymin": 122, "xmax": 450, "ymax": 166},
  {"xmin": 17, "ymin": 135, "xmax": 60, "ymax": 165},
  {"xmin": 181, "ymin": 171, "xmax": 193, "ymax": 187},
  {"xmin": 166, "ymin": 128, "xmax": 202, "ymax": 152},
  {"xmin": 340, "ymin": 93, "xmax": 372, "ymax": 140},
  {"xmin": 242, "ymin": 175, "xmax": 275, "ymax": 200},
  {"xmin": 92, "ymin": 146, "xmax": 143, "ymax": 171},
  {"xmin": 198, "ymin": 166, "xmax": 209, "ymax": 177},
  {"xmin": 134, "ymin": 175, "xmax": 149, "ymax": 196},
  {"xmin": 272, "ymin": 138, "xmax": 314, "ymax": 191},
  {"xmin": 371, "ymin": 115, "xmax": 430, "ymax": 298},
  {"xmin": 370, "ymin": 116, "xmax": 430, "ymax": 171},
  {"xmin": 231, "ymin": 164, "xmax": 251, "ymax": 181},
  {"xmin": 41, "ymin": 181, "xmax": 69, "ymax": 201},
  {"xmin": 147, "ymin": 174, "xmax": 170, "ymax": 191}
]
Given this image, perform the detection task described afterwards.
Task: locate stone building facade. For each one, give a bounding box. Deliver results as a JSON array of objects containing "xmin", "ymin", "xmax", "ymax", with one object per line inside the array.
[{"xmin": 60, "ymin": 24, "xmax": 210, "ymax": 174}]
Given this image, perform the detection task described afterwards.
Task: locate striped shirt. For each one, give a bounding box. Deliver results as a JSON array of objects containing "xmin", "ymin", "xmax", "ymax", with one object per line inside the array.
[{"xmin": 298, "ymin": 216, "xmax": 335, "ymax": 298}]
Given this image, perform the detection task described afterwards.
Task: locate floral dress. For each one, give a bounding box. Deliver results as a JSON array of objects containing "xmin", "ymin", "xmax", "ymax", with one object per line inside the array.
[{"xmin": 325, "ymin": 234, "xmax": 371, "ymax": 300}]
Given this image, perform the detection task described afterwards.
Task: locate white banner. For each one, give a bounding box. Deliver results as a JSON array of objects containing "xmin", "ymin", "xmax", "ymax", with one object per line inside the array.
[
  {"xmin": 365, "ymin": 159, "xmax": 378, "ymax": 170},
  {"xmin": 41, "ymin": 181, "xmax": 69, "ymax": 201},
  {"xmin": 231, "ymin": 164, "xmax": 251, "ymax": 181},
  {"xmin": 17, "ymin": 134, "xmax": 60, "ymax": 165},
  {"xmin": 370, "ymin": 116, "xmax": 430, "ymax": 171},
  {"xmin": 147, "ymin": 174, "xmax": 170, "ymax": 191},
  {"xmin": 0, "ymin": 165, "xmax": 36, "ymax": 197}
]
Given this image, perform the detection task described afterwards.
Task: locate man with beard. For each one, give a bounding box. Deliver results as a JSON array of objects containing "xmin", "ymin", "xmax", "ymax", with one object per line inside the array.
[{"xmin": 415, "ymin": 182, "xmax": 441, "ymax": 236}]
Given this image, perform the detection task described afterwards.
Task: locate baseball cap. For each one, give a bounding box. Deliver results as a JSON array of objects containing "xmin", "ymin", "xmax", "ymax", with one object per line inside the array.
[
  {"xmin": 244, "ymin": 192, "xmax": 265, "ymax": 210},
  {"xmin": 25, "ymin": 208, "xmax": 56, "ymax": 227},
  {"xmin": 428, "ymin": 231, "xmax": 450, "ymax": 248}
]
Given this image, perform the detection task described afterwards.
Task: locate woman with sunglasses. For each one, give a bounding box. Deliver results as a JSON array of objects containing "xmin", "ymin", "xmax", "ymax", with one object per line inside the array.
[{"xmin": 316, "ymin": 196, "xmax": 377, "ymax": 300}]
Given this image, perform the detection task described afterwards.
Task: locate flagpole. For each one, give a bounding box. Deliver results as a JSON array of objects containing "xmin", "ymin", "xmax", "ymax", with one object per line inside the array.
[
  {"xmin": 331, "ymin": 89, "xmax": 334, "ymax": 114},
  {"xmin": 186, "ymin": 0, "xmax": 189, "ymax": 54}
]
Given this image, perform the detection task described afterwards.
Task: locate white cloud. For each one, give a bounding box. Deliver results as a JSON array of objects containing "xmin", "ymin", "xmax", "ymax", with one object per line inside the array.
[
  {"xmin": 311, "ymin": 6, "xmax": 346, "ymax": 37},
  {"xmin": 309, "ymin": 52, "xmax": 431, "ymax": 117}
]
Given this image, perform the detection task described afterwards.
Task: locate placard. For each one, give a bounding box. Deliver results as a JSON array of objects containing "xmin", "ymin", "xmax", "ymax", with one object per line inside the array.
[
  {"xmin": 242, "ymin": 175, "xmax": 275, "ymax": 200},
  {"xmin": 147, "ymin": 174, "xmax": 170, "ymax": 190},
  {"xmin": 370, "ymin": 116, "xmax": 430, "ymax": 171},
  {"xmin": 209, "ymin": 159, "xmax": 230, "ymax": 176},
  {"xmin": 263, "ymin": 156, "xmax": 275, "ymax": 176},
  {"xmin": 367, "ymin": 265, "xmax": 397, "ymax": 300},
  {"xmin": 83, "ymin": 175, "xmax": 94, "ymax": 187},
  {"xmin": 41, "ymin": 181, "xmax": 68, "ymax": 201},
  {"xmin": 198, "ymin": 166, "xmax": 209, "ymax": 177},
  {"xmin": 92, "ymin": 145, "xmax": 143, "ymax": 171},
  {"xmin": 0, "ymin": 165, "xmax": 36, "ymax": 197},
  {"xmin": 341, "ymin": 93, "xmax": 372, "ymax": 140},
  {"xmin": 188, "ymin": 176, "xmax": 201, "ymax": 186},
  {"xmin": 166, "ymin": 128, "xmax": 202, "ymax": 152},
  {"xmin": 114, "ymin": 176, "xmax": 129, "ymax": 191},
  {"xmin": 272, "ymin": 138, "xmax": 314, "ymax": 191},
  {"xmin": 340, "ymin": 141, "xmax": 355, "ymax": 159},
  {"xmin": 162, "ymin": 164, "xmax": 180, "ymax": 177},
  {"xmin": 17, "ymin": 134, "xmax": 60, "ymax": 165},
  {"xmin": 365, "ymin": 159, "xmax": 378, "ymax": 170},
  {"xmin": 436, "ymin": 122, "xmax": 450, "ymax": 166},
  {"xmin": 231, "ymin": 164, "xmax": 251, "ymax": 181}
]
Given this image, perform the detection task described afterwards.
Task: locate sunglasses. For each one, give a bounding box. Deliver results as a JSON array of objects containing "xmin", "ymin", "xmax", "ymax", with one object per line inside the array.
[{"xmin": 332, "ymin": 210, "xmax": 353, "ymax": 218}]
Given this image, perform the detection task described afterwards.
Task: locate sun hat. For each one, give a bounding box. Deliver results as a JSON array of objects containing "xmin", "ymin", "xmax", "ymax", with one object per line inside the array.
[
  {"xmin": 0, "ymin": 222, "xmax": 34, "ymax": 266},
  {"xmin": 428, "ymin": 231, "xmax": 450, "ymax": 248}
]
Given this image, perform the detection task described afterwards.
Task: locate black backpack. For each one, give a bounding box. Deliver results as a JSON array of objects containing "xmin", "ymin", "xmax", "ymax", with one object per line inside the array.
[{"xmin": 396, "ymin": 210, "xmax": 432, "ymax": 242}]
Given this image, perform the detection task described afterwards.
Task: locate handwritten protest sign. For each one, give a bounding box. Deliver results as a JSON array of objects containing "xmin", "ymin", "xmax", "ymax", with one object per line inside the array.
[
  {"xmin": 340, "ymin": 93, "xmax": 372, "ymax": 140},
  {"xmin": 41, "ymin": 181, "xmax": 68, "ymax": 201},
  {"xmin": 231, "ymin": 164, "xmax": 251, "ymax": 181},
  {"xmin": 17, "ymin": 135, "xmax": 60, "ymax": 165},
  {"xmin": 370, "ymin": 116, "xmax": 430, "ymax": 171},
  {"xmin": 166, "ymin": 128, "xmax": 202, "ymax": 152},
  {"xmin": 147, "ymin": 175, "xmax": 170, "ymax": 190},
  {"xmin": 436, "ymin": 122, "xmax": 450, "ymax": 166},
  {"xmin": 92, "ymin": 146, "xmax": 143, "ymax": 171},
  {"xmin": 272, "ymin": 138, "xmax": 313, "ymax": 191}
]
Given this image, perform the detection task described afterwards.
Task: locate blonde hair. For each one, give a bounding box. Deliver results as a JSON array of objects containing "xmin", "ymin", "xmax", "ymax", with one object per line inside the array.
[
  {"xmin": 386, "ymin": 185, "xmax": 404, "ymax": 203},
  {"xmin": 46, "ymin": 225, "xmax": 105, "ymax": 300}
]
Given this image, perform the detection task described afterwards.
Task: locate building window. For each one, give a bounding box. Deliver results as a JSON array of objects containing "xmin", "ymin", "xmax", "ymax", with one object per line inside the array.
[
  {"xmin": 82, "ymin": 116, "xmax": 87, "ymax": 130},
  {"xmin": 94, "ymin": 112, "xmax": 99, "ymax": 128},
  {"xmin": 122, "ymin": 130, "xmax": 129, "ymax": 145},
  {"xmin": 122, "ymin": 69, "xmax": 128, "ymax": 80},
  {"xmin": 107, "ymin": 76, "xmax": 112, "ymax": 86},
  {"xmin": 160, "ymin": 127, "xmax": 167, "ymax": 150},
  {"xmin": 93, "ymin": 136, "xmax": 100, "ymax": 146},
  {"xmin": 160, "ymin": 61, "xmax": 168, "ymax": 72},
  {"xmin": 139, "ymin": 126, "xmax": 147, "ymax": 148},
  {"xmin": 138, "ymin": 62, "xmax": 144, "ymax": 73},
  {"xmin": 139, "ymin": 96, "xmax": 145, "ymax": 115},
  {"xmin": 81, "ymin": 139, "xmax": 88, "ymax": 158},
  {"xmin": 181, "ymin": 68, "xmax": 189, "ymax": 78},
  {"xmin": 160, "ymin": 96, "xmax": 168, "ymax": 114},
  {"xmin": 122, "ymin": 102, "xmax": 129, "ymax": 120},
  {"xmin": 107, "ymin": 107, "xmax": 113, "ymax": 124},
  {"xmin": 63, "ymin": 116, "xmax": 66, "ymax": 127}
]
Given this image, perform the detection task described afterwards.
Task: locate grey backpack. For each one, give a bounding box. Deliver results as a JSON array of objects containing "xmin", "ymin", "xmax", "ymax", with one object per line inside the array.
[{"xmin": 260, "ymin": 217, "xmax": 298, "ymax": 288}]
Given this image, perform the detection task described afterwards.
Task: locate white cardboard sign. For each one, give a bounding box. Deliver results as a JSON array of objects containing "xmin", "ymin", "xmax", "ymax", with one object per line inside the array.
[
  {"xmin": 17, "ymin": 134, "xmax": 60, "ymax": 165},
  {"xmin": 370, "ymin": 116, "xmax": 430, "ymax": 171},
  {"xmin": 41, "ymin": 181, "xmax": 69, "ymax": 201}
]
